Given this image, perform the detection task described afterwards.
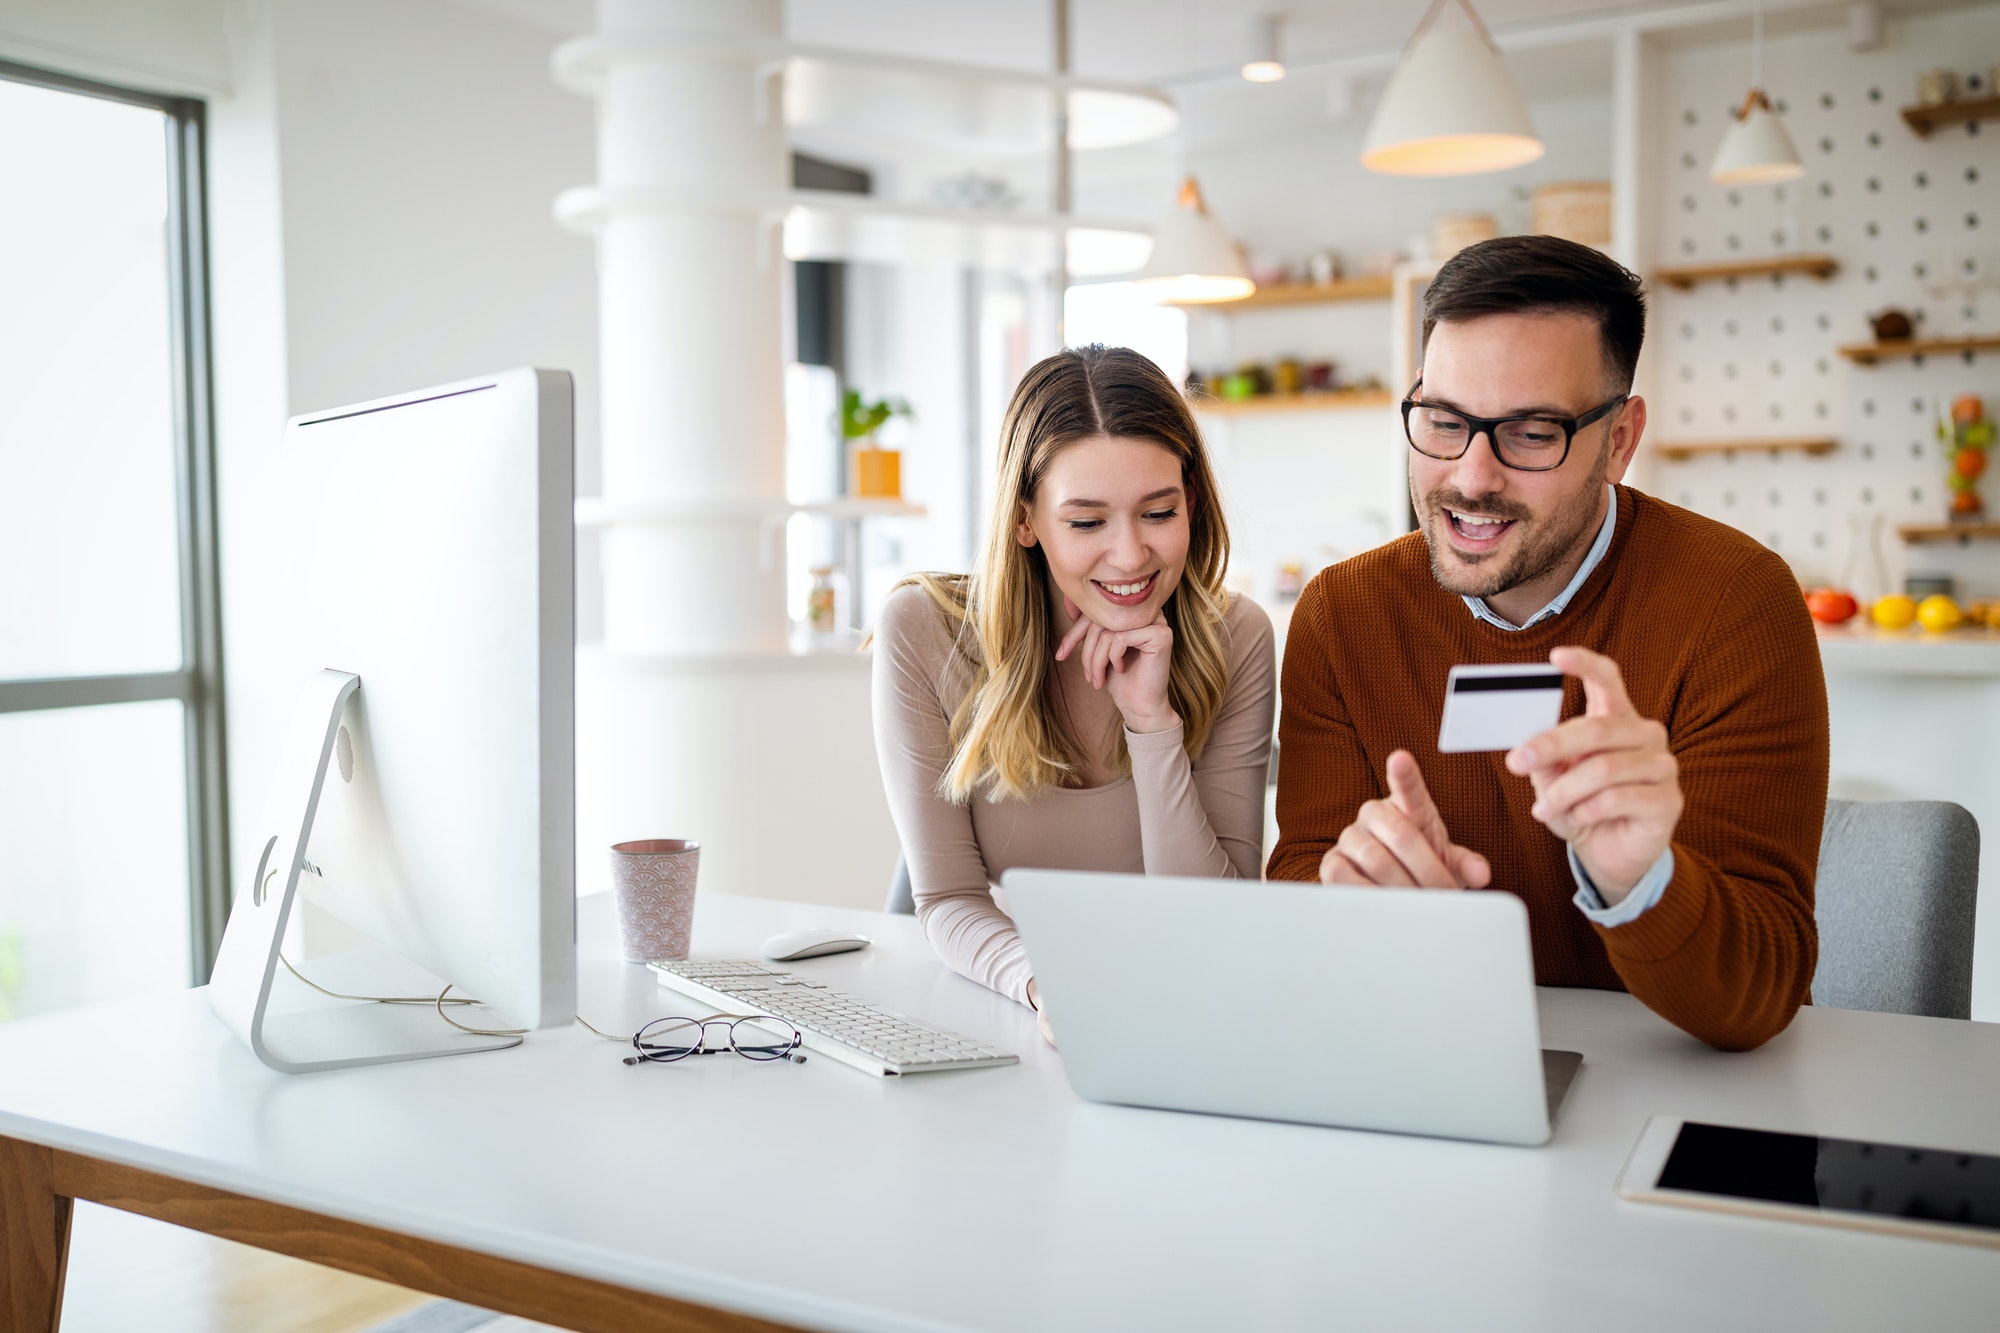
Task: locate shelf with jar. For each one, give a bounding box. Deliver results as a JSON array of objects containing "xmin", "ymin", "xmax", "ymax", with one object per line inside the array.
[
  {"xmin": 1193, "ymin": 389, "xmax": 1395, "ymax": 417},
  {"xmin": 1837, "ymin": 334, "xmax": 2000, "ymax": 366},
  {"xmin": 1187, "ymin": 359, "xmax": 1391, "ymax": 416}
]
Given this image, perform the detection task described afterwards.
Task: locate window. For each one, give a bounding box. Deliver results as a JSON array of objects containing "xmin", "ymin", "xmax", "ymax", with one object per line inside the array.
[{"xmin": 0, "ymin": 61, "xmax": 224, "ymax": 1022}]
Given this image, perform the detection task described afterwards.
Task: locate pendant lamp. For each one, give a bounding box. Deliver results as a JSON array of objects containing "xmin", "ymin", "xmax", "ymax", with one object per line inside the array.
[
  {"xmin": 1242, "ymin": 16, "xmax": 1286, "ymax": 83},
  {"xmin": 1361, "ymin": 0, "xmax": 1543, "ymax": 176},
  {"xmin": 1133, "ymin": 176, "xmax": 1254, "ymax": 304},
  {"xmin": 1710, "ymin": 1, "xmax": 1804, "ymax": 184}
]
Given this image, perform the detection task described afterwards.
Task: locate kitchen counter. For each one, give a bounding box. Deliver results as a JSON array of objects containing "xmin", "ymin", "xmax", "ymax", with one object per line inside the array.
[
  {"xmin": 1811, "ymin": 625, "xmax": 2000, "ymax": 1020},
  {"xmin": 1816, "ymin": 624, "xmax": 2000, "ymax": 676}
]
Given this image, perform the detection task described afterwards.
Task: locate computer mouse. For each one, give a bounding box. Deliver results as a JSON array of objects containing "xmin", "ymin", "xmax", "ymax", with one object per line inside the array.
[{"xmin": 760, "ymin": 929, "xmax": 872, "ymax": 962}]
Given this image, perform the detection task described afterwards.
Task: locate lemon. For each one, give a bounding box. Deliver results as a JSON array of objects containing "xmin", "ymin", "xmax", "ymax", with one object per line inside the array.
[
  {"xmin": 1917, "ymin": 594, "xmax": 1964, "ymax": 633},
  {"xmin": 1871, "ymin": 594, "xmax": 1917, "ymax": 630}
]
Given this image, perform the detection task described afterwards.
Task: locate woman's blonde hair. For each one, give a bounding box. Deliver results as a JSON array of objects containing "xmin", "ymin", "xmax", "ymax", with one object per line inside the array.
[{"xmin": 908, "ymin": 345, "xmax": 1232, "ymax": 803}]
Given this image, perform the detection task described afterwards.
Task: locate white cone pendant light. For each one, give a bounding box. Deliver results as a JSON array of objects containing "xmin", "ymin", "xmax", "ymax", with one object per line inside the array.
[
  {"xmin": 1362, "ymin": 0, "xmax": 1543, "ymax": 176},
  {"xmin": 1134, "ymin": 176, "xmax": 1254, "ymax": 303},
  {"xmin": 1711, "ymin": 89, "xmax": 1804, "ymax": 183},
  {"xmin": 1710, "ymin": 2, "xmax": 1803, "ymax": 184}
]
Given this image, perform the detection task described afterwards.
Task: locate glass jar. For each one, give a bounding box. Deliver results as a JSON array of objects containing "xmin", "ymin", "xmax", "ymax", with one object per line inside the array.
[{"xmin": 807, "ymin": 566, "xmax": 839, "ymax": 634}]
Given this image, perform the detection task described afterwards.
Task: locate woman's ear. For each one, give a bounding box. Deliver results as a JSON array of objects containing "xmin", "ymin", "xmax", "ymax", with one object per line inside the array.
[{"xmin": 1014, "ymin": 501, "xmax": 1038, "ymax": 548}]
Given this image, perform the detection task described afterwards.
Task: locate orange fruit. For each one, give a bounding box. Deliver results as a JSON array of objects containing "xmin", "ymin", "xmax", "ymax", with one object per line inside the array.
[{"xmin": 1956, "ymin": 449, "xmax": 1988, "ymax": 480}]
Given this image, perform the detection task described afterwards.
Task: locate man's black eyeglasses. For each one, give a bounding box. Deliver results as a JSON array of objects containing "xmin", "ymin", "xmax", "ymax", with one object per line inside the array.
[{"xmin": 1401, "ymin": 378, "xmax": 1627, "ymax": 473}]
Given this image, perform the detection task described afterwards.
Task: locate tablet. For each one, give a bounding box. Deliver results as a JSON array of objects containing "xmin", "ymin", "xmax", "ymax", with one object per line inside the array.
[{"xmin": 1616, "ymin": 1116, "xmax": 2000, "ymax": 1249}]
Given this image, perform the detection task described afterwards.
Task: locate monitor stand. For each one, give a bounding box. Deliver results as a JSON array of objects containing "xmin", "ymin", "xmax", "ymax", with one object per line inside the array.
[{"xmin": 207, "ymin": 669, "xmax": 523, "ymax": 1073}]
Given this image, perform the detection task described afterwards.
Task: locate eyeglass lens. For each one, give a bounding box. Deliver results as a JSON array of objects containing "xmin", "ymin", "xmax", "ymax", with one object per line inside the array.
[
  {"xmin": 728, "ymin": 1015, "xmax": 802, "ymax": 1061},
  {"xmin": 1407, "ymin": 405, "xmax": 1569, "ymax": 470},
  {"xmin": 634, "ymin": 1016, "xmax": 706, "ymax": 1061}
]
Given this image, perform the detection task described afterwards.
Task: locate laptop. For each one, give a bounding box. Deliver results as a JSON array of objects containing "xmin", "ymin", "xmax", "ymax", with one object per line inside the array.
[{"xmin": 1000, "ymin": 870, "xmax": 1581, "ymax": 1147}]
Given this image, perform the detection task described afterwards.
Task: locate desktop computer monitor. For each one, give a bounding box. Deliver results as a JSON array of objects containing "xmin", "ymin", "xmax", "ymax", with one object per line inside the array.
[{"xmin": 208, "ymin": 368, "xmax": 575, "ymax": 1073}]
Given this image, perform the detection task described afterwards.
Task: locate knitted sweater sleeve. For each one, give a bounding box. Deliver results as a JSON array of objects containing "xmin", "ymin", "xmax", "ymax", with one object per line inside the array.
[
  {"xmin": 1265, "ymin": 576, "xmax": 1381, "ymax": 883},
  {"xmin": 1589, "ymin": 550, "xmax": 1826, "ymax": 1051}
]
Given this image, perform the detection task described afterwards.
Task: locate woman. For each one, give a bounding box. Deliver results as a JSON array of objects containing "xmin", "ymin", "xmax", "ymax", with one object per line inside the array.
[{"xmin": 871, "ymin": 345, "xmax": 1275, "ymax": 1043}]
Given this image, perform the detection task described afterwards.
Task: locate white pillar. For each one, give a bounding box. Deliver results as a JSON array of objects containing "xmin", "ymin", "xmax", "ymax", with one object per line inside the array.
[
  {"xmin": 591, "ymin": 0, "xmax": 789, "ymax": 656},
  {"xmin": 559, "ymin": 2, "xmax": 903, "ymax": 908}
]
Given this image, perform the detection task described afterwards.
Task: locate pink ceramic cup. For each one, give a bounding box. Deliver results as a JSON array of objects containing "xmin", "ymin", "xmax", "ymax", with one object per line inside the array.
[{"xmin": 609, "ymin": 839, "xmax": 701, "ymax": 962}]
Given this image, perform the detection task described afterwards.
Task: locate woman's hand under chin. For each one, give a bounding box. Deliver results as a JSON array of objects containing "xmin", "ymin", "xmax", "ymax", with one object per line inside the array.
[{"xmin": 1055, "ymin": 595, "xmax": 1180, "ymax": 735}]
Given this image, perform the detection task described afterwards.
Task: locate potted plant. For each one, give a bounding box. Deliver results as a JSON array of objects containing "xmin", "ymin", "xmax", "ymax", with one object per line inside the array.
[{"xmin": 842, "ymin": 389, "xmax": 913, "ymax": 500}]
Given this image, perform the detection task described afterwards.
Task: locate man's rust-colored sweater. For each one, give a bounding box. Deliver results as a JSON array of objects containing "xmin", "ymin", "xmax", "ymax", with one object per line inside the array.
[{"xmin": 1267, "ymin": 486, "xmax": 1827, "ymax": 1051}]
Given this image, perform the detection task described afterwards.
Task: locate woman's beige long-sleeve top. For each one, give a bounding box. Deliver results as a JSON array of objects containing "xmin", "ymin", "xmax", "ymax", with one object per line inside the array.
[{"xmin": 871, "ymin": 584, "xmax": 1277, "ymax": 1006}]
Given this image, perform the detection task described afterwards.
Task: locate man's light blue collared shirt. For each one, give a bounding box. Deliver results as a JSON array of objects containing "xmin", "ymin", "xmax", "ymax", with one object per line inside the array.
[{"xmin": 1460, "ymin": 485, "xmax": 1673, "ymax": 926}]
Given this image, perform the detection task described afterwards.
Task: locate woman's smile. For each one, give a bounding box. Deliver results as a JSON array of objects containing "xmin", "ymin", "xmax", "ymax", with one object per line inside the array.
[{"xmin": 1091, "ymin": 571, "xmax": 1157, "ymax": 607}]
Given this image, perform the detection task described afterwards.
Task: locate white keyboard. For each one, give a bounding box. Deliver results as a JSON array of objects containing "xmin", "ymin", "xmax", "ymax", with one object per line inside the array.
[{"xmin": 648, "ymin": 959, "xmax": 1018, "ymax": 1078}]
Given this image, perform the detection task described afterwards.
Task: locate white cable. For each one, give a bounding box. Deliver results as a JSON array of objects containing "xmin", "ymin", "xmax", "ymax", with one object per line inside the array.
[
  {"xmin": 280, "ymin": 952, "xmax": 624, "ymax": 1043},
  {"xmin": 1751, "ymin": 0, "xmax": 1764, "ymax": 91}
]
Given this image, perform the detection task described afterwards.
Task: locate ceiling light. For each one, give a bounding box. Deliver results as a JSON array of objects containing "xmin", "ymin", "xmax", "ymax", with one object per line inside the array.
[
  {"xmin": 1241, "ymin": 16, "xmax": 1285, "ymax": 83},
  {"xmin": 1711, "ymin": 0, "xmax": 1803, "ymax": 184},
  {"xmin": 1361, "ymin": 0, "xmax": 1543, "ymax": 176},
  {"xmin": 1133, "ymin": 176, "xmax": 1254, "ymax": 303},
  {"xmin": 1711, "ymin": 91, "xmax": 1805, "ymax": 183}
]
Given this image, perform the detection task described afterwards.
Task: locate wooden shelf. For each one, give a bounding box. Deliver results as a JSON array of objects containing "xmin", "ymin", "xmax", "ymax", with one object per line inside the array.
[
  {"xmin": 1654, "ymin": 255, "xmax": 1838, "ymax": 290},
  {"xmin": 1193, "ymin": 389, "xmax": 1394, "ymax": 416},
  {"xmin": 1172, "ymin": 276, "xmax": 1394, "ymax": 310},
  {"xmin": 1901, "ymin": 95, "xmax": 2000, "ymax": 138},
  {"xmin": 1657, "ymin": 437, "xmax": 1837, "ymax": 461},
  {"xmin": 1838, "ymin": 335, "xmax": 2000, "ymax": 365},
  {"xmin": 1900, "ymin": 522, "xmax": 2000, "ymax": 544}
]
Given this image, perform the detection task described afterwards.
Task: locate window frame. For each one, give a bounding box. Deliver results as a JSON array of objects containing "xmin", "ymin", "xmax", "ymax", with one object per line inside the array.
[{"xmin": 0, "ymin": 58, "xmax": 229, "ymax": 984}]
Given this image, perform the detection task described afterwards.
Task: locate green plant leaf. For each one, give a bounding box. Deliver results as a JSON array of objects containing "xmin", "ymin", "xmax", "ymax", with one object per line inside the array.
[{"xmin": 840, "ymin": 389, "xmax": 914, "ymax": 440}]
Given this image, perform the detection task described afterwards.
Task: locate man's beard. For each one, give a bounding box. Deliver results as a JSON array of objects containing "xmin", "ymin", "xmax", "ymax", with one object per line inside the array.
[{"xmin": 1415, "ymin": 447, "xmax": 1609, "ymax": 601}]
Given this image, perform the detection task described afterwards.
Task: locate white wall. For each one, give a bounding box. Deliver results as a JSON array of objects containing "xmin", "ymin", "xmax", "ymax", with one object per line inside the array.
[
  {"xmin": 216, "ymin": 0, "xmax": 599, "ymax": 905},
  {"xmin": 0, "ymin": 0, "xmax": 230, "ymax": 94}
]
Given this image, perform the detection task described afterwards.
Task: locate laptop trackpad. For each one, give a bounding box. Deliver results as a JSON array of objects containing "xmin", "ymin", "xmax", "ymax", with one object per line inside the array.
[{"xmin": 1542, "ymin": 1049, "xmax": 1584, "ymax": 1124}]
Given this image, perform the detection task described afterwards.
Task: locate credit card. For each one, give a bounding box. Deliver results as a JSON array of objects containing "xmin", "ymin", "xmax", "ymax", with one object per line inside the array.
[{"xmin": 1437, "ymin": 664, "xmax": 1566, "ymax": 753}]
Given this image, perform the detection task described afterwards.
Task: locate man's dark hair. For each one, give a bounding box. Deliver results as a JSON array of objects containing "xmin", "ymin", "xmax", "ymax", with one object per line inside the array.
[{"xmin": 1422, "ymin": 235, "xmax": 1647, "ymax": 392}]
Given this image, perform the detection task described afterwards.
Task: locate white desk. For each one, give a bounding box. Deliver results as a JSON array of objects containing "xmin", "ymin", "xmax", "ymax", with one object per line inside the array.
[{"xmin": 3, "ymin": 892, "xmax": 1998, "ymax": 1332}]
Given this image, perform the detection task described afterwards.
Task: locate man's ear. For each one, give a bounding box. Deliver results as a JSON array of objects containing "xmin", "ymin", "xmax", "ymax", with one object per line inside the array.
[
  {"xmin": 1604, "ymin": 396, "xmax": 1647, "ymax": 485},
  {"xmin": 1014, "ymin": 501, "xmax": 1038, "ymax": 548}
]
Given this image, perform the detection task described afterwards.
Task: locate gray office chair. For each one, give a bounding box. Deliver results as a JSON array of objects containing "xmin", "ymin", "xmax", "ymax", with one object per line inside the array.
[
  {"xmin": 887, "ymin": 853, "xmax": 915, "ymax": 915},
  {"xmin": 1813, "ymin": 798, "xmax": 1979, "ymax": 1020}
]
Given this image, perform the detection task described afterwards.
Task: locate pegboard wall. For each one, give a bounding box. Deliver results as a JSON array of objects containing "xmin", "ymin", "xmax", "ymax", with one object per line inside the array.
[{"xmin": 1652, "ymin": 5, "xmax": 2000, "ymax": 594}]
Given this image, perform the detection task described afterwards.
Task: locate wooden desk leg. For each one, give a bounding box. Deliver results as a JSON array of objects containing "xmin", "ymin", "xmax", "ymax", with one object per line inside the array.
[{"xmin": 0, "ymin": 1136, "xmax": 73, "ymax": 1333}]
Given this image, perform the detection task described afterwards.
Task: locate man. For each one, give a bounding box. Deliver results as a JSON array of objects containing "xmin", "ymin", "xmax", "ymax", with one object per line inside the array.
[{"xmin": 1266, "ymin": 235, "xmax": 1826, "ymax": 1052}]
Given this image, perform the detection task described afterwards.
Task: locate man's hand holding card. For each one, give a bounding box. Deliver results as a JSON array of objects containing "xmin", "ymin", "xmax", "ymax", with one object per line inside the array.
[
  {"xmin": 1504, "ymin": 646, "xmax": 1683, "ymax": 904},
  {"xmin": 1319, "ymin": 646, "xmax": 1683, "ymax": 903}
]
